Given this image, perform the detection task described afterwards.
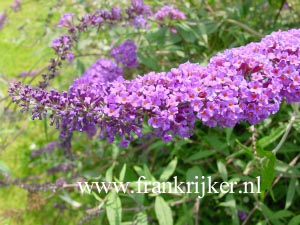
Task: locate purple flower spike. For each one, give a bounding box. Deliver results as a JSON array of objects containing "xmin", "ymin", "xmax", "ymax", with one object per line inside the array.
[
  {"xmin": 127, "ymin": 0, "xmax": 152, "ymax": 29},
  {"xmin": 110, "ymin": 40, "xmax": 138, "ymax": 69},
  {"xmin": 72, "ymin": 58, "xmax": 123, "ymax": 88},
  {"xmin": 66, "ymin": 52, "xmax": 74, "ymax": 63},
  {"xmin": 154, "ymin": 5, "xmax": 185, "ymax": 33},
  {"xmin": 58, "ymin": 12, "xmax": 75, "ymax": 28},
  {"xmin": 9, "ymin": 29, "xmax": 300, "ymax": 147},
  {"xmin": 154, "ymin": 5, "xmax": 186, "ymax": 21}
]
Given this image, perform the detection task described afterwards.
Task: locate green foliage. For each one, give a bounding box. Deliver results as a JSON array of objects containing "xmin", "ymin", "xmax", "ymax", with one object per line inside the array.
[
  {"xmin": 155, "ymin": 196, "xmax": 173, "ymax": 225},
  {"xmin": 106, "ymin": 191, "xmax": 122, "ymax": 225}
]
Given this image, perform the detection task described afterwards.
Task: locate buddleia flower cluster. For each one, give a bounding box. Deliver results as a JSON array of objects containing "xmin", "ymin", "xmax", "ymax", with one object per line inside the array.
[
  {"xmin": 56, "ymin": 39, "xmax": 138, "ymax": 156},
  {"xmin": 110, "ymin": 40, "xmax": 138, "ymax": 69},
  {"xmin": 154, "ymin": 5, "xmax": 186, "ymax": 33},
  {"xmin": 24, "ymin": 0, "xmax": 184, "ymax": 154},
  {"xmin": 9, "ymin": 29, "xmax": 300, "ymax": 147},
  {"xmin": 154, "ymin": 5, "xmax": 186, "ymax": 21},
  {"xmin": 72, "ymin": 59, "xmax": 124, "ymax": 88},
  {"xmin": 41, "ymin": 0, "xmax": 185, "ymax": 89},
  {"xmin": 126, "ymin": 0, "xmax": 152, "ymax": 29},
  {"xmin": 73, "ymin": 39, "xmax": 138, "ymax": 88}
]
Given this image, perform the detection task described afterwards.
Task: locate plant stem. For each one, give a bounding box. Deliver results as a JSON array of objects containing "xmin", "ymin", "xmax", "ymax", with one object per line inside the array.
[
  {"xmin": 272, "ymin": 112, "xmax": 296, "ymax": 155},
  {"xmin": 226, "ymin": 19, "xmax": 263, "ymax": 38}
]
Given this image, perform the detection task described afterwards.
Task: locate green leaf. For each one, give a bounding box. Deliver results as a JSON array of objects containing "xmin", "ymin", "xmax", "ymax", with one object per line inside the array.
[
  {"xmin": 228, "ymin": 195, "xmax": 239, "ymax": 225},
  {"xmin": 143, "ymin": 164, "xmax": 156, "ymax": 182},
  {"xmin": 119, "ymin": 164, "xmax": 126, "ymax": 182},
  {"xmin": 260, "ymin": 156, "xmax": 275, "ymax": 197},
  {"xmin": 256, "ymin": 149, "xmax": 276, "ymax": 197},
  {"xmin": 146, "ymin": 28, "xmax": 166, "ymax": 45},
  {"xmin": 219, "ymin": 198, "xmax": 236, "ymax": 208},
  {"xmin": 130, "ymin": 192, "xmax": 145, "ymax": 205},
  {"xmin": 106, "ymin": 164, "xmax": 115, "ymax": 182},
  {"xmin": 197, "ymin": 23, "xmax": 208, "ymax": 45},
  {"xmin": 225, "ymin": 127, "xmax": 233, "ymax": 145},
  {"xmin": 0, "ymin": 161, "xmax": 12, "ymax": 176},
  {"xmin": 260, "ymin": 204, "xmax": 293, "ymax": 225},
  {"xmin": 260, "ymin": 203, "xmax": 280, "ymax": 225},
  {"xmin": 106, "ymin": 190, "xmax": 122, "ymax": 225},
  {"xmin": 186, "ymin": 166, "xmax": 203, "ymax": 197},
  {"xmin": 186, "ymin": 166, "xmax": 203, "ymax": 183},
  {"xmin": 76, "ymin": 59, "xmax": 86, "ymax": 75},
  {"xmin": 159, "ymin": 157, "xmax": 177, "ymax": 182},
  {"xmin": 204, "ymin": 21, "xmax": 220, "ymax": 35},
  {"xmin": 60, "ymin": 193, "xmax": 82, "ymax": 208},
  {"xmin": 288, "ymin": 215, "xmax": 300, "ymax": 225},
  {"xmin": 285, "ymin": 178, "xmax": 296, "ymax": 209},
  {"xmin": 204, "ymin": 132, "xmax": 228, "ymax": 150},
  {"xmin": 111, "ymin": 143, "xmax": 120, "ymax": 160},
  {"xmin": 270, "ymin": 210, "xmax": 293, "ymax": 220},
  {"xmin": 292, "ymin": 118, "xmax": 300, "ymax": 132},
  {"xmin": 133, "ymin": 166, "xmax": 144, "ymax": 177},
  {"xmin": 227, "ymin": 148, "xmax": 252, "ymax": 159},
  {"xmin": 175, "ymin": 50, "xmax": 185, "ymax": 58},
  {"xmin": 133, "ymin": 164, "xmax": 156, "ymax": 182},
  {"xmin": 138, "ymin": 53, "xmax": 158, "ymax": 70},
  {"xmin": 145, "ymin": 139, "xmax": 168, "ymax": 152},
  {"xmin": 177, "ymin": 23, "xmax": 197, "ymax": 43},
  {"xmin": 92, "ymin": 192, "xmax": 103, "ymax": 202},
  {"xmin": 185, "ymin": 150, "xmax": 214, "ymax": 162},
  {"xmin": 235, "ymin": 139, "xmax": 253, "ymax": 157},
  {"xmin": 155, "ymin": 196, "xmax": 173, "ymax": 225},
  {"xmin": 217, "ymin": 161, "xmax": 228, "ymax": 181},
  {"xmin": 257, "ymin": 126, "xmax": 285, "ymax": 149},
  {"xmin": 136, "ymin": 211, "xmax": 148, "ymax": 225},
  {"xmin": 218, "ymin": 195, "xmax": 239, "ymax": 224}
]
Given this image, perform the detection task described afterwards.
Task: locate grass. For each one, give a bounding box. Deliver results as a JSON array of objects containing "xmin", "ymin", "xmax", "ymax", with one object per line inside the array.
[{"xmin": 0, "ymin": 1, "xmax": 83, "ymax": 224}]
